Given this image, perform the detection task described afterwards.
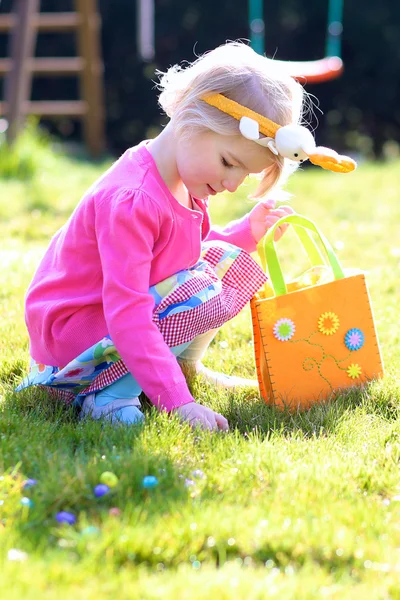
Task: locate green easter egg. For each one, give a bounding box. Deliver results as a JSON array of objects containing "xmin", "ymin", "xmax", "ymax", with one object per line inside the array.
[{"xmin": 100, "ymin": 471, "xmax": 118, "ymax": 488}]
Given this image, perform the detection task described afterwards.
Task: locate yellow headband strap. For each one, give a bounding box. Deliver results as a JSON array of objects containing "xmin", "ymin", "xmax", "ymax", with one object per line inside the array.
[{"xmin": 202, "ymin": 93, "xmax": 280, "ymax": 138}]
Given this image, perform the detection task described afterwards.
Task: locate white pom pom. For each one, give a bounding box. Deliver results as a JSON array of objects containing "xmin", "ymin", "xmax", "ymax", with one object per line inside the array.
[{"xmin": 239, "ymin": 116, "xmax": 260, "ymax": 141}]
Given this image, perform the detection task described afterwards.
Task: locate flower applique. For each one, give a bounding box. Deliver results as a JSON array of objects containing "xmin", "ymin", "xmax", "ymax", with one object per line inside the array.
[
  {"xmin": 273, "ymin": 318, "xmax": 295, "ymax": 342},
  {"xmin": 344, "ymin": 328, "xmax": 365, "ymax": 351},
  {"xmin": 318, "ymin": 312, "xmax": 339, "ymax": 335},
  {"xmin": 347, "ymin": 363, "xmax": 362, "ymax": 379}
]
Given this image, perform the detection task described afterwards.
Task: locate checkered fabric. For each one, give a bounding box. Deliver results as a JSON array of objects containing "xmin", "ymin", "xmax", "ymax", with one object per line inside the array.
[{"xmin": 154, "ymin": 245, "xmax": 266, "ymax": 346}]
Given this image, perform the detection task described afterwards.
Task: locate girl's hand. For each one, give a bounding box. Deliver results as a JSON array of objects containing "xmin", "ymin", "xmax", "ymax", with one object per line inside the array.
[
  {"xmin": 248, "ymin": 199, "xmax": 295, "ymax": 244},
  {"xmin": 174, "ymin": 402, "xmax": 229, "ymax": 432}
]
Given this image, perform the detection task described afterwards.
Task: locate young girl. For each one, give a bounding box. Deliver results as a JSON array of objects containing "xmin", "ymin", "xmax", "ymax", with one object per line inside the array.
[{"xmin": 17, "ymin": 42, "xmax": 307, "ymax": 431}]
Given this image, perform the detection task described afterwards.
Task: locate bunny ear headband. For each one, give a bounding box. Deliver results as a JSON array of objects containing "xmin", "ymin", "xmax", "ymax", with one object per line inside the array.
[{"xmin": 202, "ymin": 93, "xmax": 356, "ymax": 174}]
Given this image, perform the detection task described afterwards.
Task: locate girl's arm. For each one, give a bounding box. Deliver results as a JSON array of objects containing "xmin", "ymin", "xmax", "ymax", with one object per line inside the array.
[
  {"xmin": 206, "ymin": 212, "xmax": 256, "ymax": 253},
  {"xmin": 205, "ymin": 200, "xmax": 294, "ymax": 251},
  {"xmin": 95, "ymin": 188, "xmax": 194, "ymax": 412}
]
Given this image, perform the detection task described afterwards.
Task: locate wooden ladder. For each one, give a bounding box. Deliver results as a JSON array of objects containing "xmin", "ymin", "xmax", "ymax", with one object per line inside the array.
[{"xmin": 0, "ymin": 0, "xmax": 105, "ymax": 156}]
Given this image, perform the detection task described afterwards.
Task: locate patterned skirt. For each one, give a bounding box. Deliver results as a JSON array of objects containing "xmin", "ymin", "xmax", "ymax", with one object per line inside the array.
[{"xmin": 16, "ymin": 241, "xmax": 267, "ymax": 405}]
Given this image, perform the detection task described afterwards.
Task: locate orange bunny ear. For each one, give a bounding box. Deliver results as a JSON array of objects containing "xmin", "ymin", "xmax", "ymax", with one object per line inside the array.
[{"xmin": 308, "ymin": 146, "xmax": 357, "ymax": 173}]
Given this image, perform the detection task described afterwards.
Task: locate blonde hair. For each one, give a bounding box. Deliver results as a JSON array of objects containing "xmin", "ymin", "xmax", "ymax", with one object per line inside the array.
[{"xmin": 156, "ymin": 42, "xmax": 308, "ymax": 199}]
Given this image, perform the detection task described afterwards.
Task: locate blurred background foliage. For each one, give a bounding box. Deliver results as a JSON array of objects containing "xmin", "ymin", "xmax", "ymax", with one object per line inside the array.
[{"xmin": 0, "ymin": 0, "xmax": 399, "ymax": 158}]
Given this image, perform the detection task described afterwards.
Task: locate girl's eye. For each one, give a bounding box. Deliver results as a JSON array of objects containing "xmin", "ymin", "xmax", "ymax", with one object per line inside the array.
[{"xmin": 221, "ymin": 157, "xmax": 233, "ymax": 168}]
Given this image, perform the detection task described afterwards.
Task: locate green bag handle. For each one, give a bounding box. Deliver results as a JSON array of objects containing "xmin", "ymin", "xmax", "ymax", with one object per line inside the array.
[{"xmin": 257, "ymin": 214, "xmax": 345, "ymax": 296}]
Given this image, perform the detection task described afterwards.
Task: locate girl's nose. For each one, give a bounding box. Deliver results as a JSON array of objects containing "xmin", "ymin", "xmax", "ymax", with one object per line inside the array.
[{"xmin": 222, "ymin": 174, "xmax": 246, "ymax": 193}]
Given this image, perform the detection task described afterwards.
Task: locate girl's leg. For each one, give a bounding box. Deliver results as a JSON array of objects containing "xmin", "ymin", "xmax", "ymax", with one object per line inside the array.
[
  {"xmin": 177, "ymin": 329, "xmax": 258, "ymax": 389},
  {"xmin": 81, "ymin": 375, "xmax": 144, "ymax": 424},
  {"xmin": 80, "ymin": 342, "xmax": 192, "ymax": 424},
  {"xmin": 77, "ymin": 324, "xmax": 256, "ymax": 424}
]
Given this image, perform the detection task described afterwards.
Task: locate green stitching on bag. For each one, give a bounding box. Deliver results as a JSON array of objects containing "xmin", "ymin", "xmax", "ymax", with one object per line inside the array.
[{"xmin": 285, "ymin": 330, "xmax": 356, "ymax": 391}]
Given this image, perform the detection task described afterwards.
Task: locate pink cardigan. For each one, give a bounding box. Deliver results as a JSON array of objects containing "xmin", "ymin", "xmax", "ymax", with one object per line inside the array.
[{"xmin": 25, "ymin": 143, "xmax": 257, "ymax": 411}]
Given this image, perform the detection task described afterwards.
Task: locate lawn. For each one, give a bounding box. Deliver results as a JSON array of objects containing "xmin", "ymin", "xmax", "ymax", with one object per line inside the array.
[{"xmin": 1, "ymin": 129, "xmax": 400, "ymax": 599}]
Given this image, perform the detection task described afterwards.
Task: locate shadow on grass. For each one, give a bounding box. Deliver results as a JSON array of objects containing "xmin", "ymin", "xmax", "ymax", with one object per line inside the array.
[
  {"xmin": 1, "ymin": 375, "xmax": 398, "ymax": 573},
  {"xmin": 189, "ymin": 373, "xmax": 400, "ymax": 440},
  {"xmin": 3, "ymin": 360, "xmax": 400, "ymax": 446},
  {"xmin": 0, "ymin": 387, "xmax": 197, "ymax": 551}
]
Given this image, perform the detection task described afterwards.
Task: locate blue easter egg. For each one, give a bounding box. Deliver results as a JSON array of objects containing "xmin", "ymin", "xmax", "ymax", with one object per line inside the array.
[
  {"xmin": 21, "ymin": 497, "xmax": 33, "ymax": 508},
  {"xmin": 142, "ymin": 475, "xmax": 158, "ymax": 489},
  {"xmin": 94, "ymin": 484, "xmax": 110, "ymax": 497},
  {"xmin": 23, "ymin": 478, "xmax": 38, "ymax": 489},
  {"xmin": 56, "ymin": 511, "xmax": 76, "ymax": 525}
]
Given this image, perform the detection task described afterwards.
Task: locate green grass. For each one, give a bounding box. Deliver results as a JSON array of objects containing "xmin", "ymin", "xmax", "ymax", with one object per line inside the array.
[{"xmin": 1, "ymin": 129, "xmax": 400, "ymax": 598}]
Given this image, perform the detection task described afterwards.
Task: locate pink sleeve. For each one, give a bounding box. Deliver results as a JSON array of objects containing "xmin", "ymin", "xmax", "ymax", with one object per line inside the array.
[
  {"xmin": 95, "ymin": 189, "xmax": 194, "ymax": 412},
  {"xmin": 205, "ymin": 213, "xmax": 257, "ymax": 254}
]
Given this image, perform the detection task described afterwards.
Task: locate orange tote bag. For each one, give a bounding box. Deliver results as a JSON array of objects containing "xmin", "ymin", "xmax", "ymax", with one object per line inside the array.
[{"xmin": 251, "ymin": 214, "xmax": 384, "ymax": 410}]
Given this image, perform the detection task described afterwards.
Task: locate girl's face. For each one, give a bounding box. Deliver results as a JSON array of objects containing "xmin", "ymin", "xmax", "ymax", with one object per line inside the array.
[{"xmin": 175, "ymin": 130, "xmax": 274, "ymax": 200}]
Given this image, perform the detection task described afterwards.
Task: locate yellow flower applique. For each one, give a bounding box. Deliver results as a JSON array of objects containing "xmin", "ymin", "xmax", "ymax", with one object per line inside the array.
[
  {"xmin": 318, "ymin": 311, "xmax": 340, "ymax": 335},
  {"xmin": 347, "ymin": 363, "xmax": 362, "ymax": 379}
]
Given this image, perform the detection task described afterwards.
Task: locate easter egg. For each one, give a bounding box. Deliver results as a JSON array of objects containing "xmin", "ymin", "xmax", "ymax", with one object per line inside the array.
[
  {"xmin": 100, "ymin": 471, "xmax": 118, "ymax": 488},
  {"xmin": 56, "ymin": 511, "xmax": 76, "ymax": 525},
  {"xmin": 22, "ymin": 478, "xmax": 37, "ymax": 489},
  {"xmin": 94, "ymin": 484, "xmax": 110, "ymax": 497},
  {"xmin": 142, "ymin": 475, "xmax": 158, "ymax": 489},
  {"xmin": 20, "ymin": 497, "xmax": 33, "ymax": 508}
]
